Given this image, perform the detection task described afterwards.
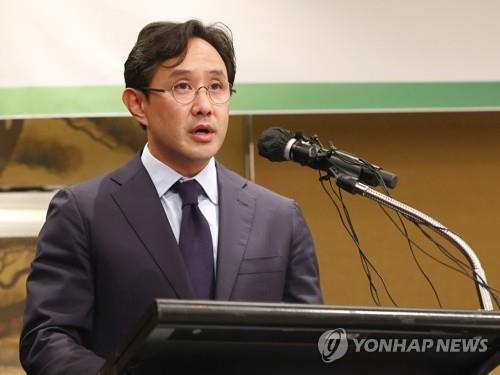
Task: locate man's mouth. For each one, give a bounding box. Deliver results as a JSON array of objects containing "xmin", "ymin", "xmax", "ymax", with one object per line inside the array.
[
  {"xmin": 190, "ymin": 124, "xmax": 214, "ymax": 134},
  {"xmin": 189, "ymin": 124, "xmax": 215, "ymax": 142}
]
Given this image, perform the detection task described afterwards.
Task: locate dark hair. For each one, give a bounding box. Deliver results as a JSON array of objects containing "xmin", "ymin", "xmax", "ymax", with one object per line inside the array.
[{"xmin": 124, "ymin": 20, "xmax": 236, "ymax": 89}]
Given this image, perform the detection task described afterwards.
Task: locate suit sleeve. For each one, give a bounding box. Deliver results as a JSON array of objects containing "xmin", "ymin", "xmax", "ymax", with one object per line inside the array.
[
  {"xmin": 20, "ymin": 188, "xmax": 105, "ymax": 375},
  {"xmin": 283, "ymin": 202, "xmax": 323, "ymax": 304}
]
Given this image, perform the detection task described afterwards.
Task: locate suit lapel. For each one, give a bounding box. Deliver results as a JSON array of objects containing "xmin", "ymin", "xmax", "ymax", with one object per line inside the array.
[
  {"xmin": 215, "ymin": 164, "xmax": 256, "ymax": 300},
  {"xmin": 110, "ymin": 156, "xmax": 194, "ymax": 299}
]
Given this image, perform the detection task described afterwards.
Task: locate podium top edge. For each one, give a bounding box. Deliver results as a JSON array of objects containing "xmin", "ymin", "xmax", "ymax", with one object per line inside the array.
[
  {"xmin": 154, "ymin": 299, "xmax": 499, "ymax": 316},
  {"xmin": 152, "ymin": 299, "xmax": 500, "ymax": 330}
]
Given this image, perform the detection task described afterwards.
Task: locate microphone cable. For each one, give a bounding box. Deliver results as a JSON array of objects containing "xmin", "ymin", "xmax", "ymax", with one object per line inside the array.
[
  {"xmin": 318, "ymin": 169, "xmax": 398, "ymax": 307},
  {"xmin": 356, "ymin": 158, "xmax": 443, "ymax": 308},
  {"xmin": 378, "ymin": 202, "xmax": 500, "ymax": 309},
  {"xmin": 359, "ymin": 158, "xmax": 500, "ymax": 309}
]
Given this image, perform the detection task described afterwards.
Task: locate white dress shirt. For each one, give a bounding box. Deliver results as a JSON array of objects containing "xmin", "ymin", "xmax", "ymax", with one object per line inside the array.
[{"xmin": 141, "ymin": 145, "xmax": 219, "ymax": 269}]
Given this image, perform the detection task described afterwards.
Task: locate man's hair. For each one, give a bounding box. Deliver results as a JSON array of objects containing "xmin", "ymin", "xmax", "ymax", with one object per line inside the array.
[{"xmin": 124, "ymin": 19, "xmax": 236, "ymax": 89}]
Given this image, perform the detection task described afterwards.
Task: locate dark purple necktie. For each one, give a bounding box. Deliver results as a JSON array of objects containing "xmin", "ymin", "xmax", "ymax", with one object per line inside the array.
[{"xmin": 172, "ymin": 180, "xmax": 215, "ymax": 299}]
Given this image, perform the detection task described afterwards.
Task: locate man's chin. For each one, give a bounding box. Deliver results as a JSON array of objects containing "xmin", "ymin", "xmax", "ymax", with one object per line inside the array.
[{"xmin": 189, "ymin": 143, "xmax": 221, "ymax": 159}]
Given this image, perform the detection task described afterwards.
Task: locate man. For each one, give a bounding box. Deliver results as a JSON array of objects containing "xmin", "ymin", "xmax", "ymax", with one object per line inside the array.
[{"xmin": 20, "ymin": 20, "xmax": 322, "ymax": 374}]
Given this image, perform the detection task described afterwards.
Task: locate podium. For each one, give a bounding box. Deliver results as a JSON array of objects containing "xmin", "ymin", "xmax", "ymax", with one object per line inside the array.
[{"xmin": 99, "ymin": 299, "xmax": 500, "ymax": 375}]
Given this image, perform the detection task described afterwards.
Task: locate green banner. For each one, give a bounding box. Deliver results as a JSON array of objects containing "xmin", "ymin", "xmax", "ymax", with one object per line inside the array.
[{"xmin": 1, "ymin": 82, "xmax": 499, "ymax": 118}]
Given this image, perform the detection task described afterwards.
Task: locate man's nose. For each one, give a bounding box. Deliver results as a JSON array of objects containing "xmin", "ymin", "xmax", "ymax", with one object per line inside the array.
[{"xmin": 191, "ymin": 87, "xmax": 212, "ymax": 116}]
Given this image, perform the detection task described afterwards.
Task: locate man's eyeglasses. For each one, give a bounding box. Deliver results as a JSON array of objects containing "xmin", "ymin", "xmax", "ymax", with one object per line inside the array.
[{"xmin": 141, "ymin": 81, "xmax": 235, "ymax": 105}]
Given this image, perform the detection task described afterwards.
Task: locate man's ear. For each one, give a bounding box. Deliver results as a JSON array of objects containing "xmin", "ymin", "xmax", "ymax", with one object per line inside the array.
[{"xmin": 122, "ymin": 88, "xmax": 148, "ymax": 126}]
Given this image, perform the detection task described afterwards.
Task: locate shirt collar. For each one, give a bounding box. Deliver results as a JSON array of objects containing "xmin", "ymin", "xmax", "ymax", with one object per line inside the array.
[{"xmin": 141, "ymin": 144, "xmax": 218, "ymax": 204}]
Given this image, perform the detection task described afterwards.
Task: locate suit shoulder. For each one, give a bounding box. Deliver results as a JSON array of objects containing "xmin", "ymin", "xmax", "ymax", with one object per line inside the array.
[
  {"xmin": 245, "ymin": 180, "xmax": 294, "ymax": 205},
  {"xmin": 68, "ymin": 157, "xmax": 142, "ymax": 192},
  {"xmin": 66, "ymin": 156, "xmax": 142, "ymax": 198},
  {"xmin": 218, "ymin": 164, "xmax": 294, "ymax": 206}
]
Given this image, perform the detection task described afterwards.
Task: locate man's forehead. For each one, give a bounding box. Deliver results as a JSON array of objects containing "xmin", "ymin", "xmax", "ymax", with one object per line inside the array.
[{"xmin": 159, "ymin": 38, "xmax": 226, "ymax": 71}]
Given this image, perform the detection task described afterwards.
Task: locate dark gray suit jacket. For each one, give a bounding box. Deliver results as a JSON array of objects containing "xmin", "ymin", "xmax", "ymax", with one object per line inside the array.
[{"xmin": 20, "ymin": 155, "xmax": 322, "ymax": 375}]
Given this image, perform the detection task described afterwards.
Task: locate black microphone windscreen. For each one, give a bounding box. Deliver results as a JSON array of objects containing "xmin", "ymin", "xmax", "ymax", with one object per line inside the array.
[{"xmin": 257, "ymin": 127, "xmax": 293, "ymax": 162}]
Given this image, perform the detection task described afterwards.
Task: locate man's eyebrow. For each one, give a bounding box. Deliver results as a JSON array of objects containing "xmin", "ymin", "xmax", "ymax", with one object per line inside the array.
[
  {"xmin": 160, "ymin": 68, "xmax": 227, "ymax": 79},
  {"xmin": 163, "ymin": 69, "xmax": 191, "ymax": 78},
  {"xmin": 207, "ymin": 70, "xmax": 226, "ymax": 78}
]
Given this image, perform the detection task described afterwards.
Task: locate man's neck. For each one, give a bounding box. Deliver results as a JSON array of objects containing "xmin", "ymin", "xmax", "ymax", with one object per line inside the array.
[{"xmin": 148, "ymin": 146, "xmax": 209, "ymax": 178}]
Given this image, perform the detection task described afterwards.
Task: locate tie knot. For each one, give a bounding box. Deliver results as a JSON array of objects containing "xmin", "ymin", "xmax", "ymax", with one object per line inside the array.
[{"xmin": 172, "ymin": 180, "xmax": 203, "ymax": 206}]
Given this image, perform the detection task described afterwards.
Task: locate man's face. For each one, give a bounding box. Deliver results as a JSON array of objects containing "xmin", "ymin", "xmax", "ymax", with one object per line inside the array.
[{"xmin": 141, "ymin": 37, "xmax": 230, "ymax": 177}]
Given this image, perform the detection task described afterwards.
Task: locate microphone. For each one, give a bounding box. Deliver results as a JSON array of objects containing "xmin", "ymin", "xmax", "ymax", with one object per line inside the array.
[{"xmin": 257, "ymin": 127, "xmax": 398, "ymax": 189}]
